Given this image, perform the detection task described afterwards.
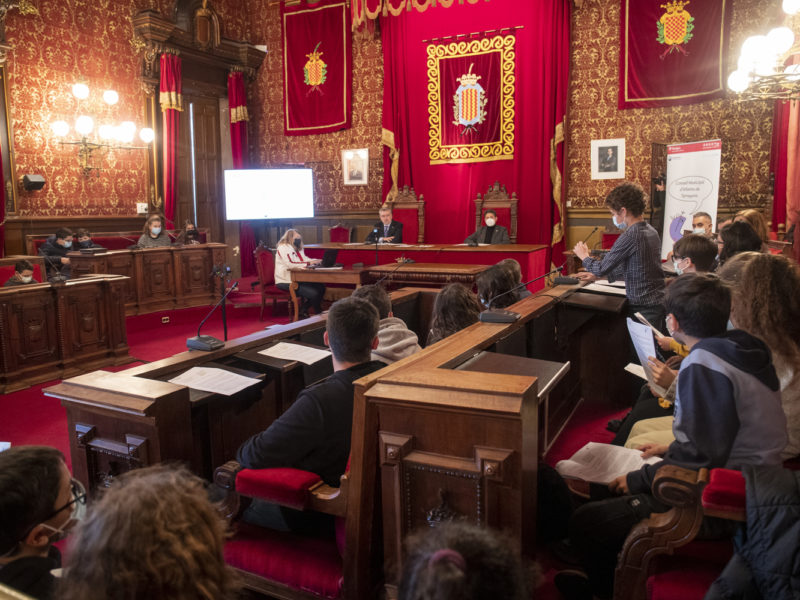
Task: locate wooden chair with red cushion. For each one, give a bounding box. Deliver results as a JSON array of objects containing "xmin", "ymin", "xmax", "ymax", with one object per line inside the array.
[
  {"xmin": 254, "ymin": 243, "xmax": 291, "ymax": 321},
  {"xmin": 473, "ymin": 181, "xmax": 518, "ymax": 243},
  {"xmin": 387, "ymin": 185, "xmax": 425, "ymax": 244},
  {"xmin": 329, "ymin": 223, "xmax": 352, "ymax": 243}
]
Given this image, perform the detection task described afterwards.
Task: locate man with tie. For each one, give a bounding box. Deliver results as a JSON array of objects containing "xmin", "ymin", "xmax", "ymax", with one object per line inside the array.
[{"xmin": 365, "ymin": 205, "xmax": 403, "ymax": 244}]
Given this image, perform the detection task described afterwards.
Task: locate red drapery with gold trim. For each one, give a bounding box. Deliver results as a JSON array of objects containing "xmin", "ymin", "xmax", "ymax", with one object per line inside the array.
[
  {"xmin": 380, "ymin": 0, "xmax": 570, "ymax": 257},
  {"xmin": 228, "ymin": 71, "xmax": 256, "ymax": 277},
  {"xmin": 771, "ymin": 100, "xmax": 790, "ymax": 236},
  {"xmin": 160, "ymin": 53, "xmax": 182, "ymax": 228}
]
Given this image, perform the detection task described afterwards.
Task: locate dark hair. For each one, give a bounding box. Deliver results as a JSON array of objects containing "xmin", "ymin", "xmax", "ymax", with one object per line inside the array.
[
  {"xmin": 143, "ymin": 214, "xmax": 163, "ymax": 235},
  {"xmin": 398, "ymin": 522, "xmax": 529, "ymax": 600},
  {"xmin": 484, "ymin": 209, "xmax": 497, "ymax": 218},
  {"xmin": 672, "ymin": 234, "xmax": 718, "ymax": 272},
  {"xmin": 326, "ymin": 296, "xmax": 379, "ymax": 363},
  {"xmin": 476, "ymin": 264, "xmax": 518, "ymax": 309},
  {"xmin": 14, "ymin": 259, "xmax": 34, "ymax": 274},
  {"xmin": 605, "ymin": 182, "xmax": 645, "ymax": 217},
  {"xmin": 718, "ymin": 252, "xmax": 800, "ymax": 363},
  {"xmin": 76, "ymin": 228, "xmax": 91, "ymax": 239},
  {"xmin": 59, "ymin": 465, "xmax": 236, "ymax": 600},
  {"xmin": 55, "ymin": 228, "xmax": 73, "ymax": 240},
  {"xmin": 664, "ymin": 273, "xmax": 730, "ymax": 338},
  {"xmin": 428, "ymin": 284, "xmax": 481, "ymax": 345},
  {"xmin": 718, "ymin": 221, "xmax": 762, "ymax": 265},
  {"xmin": 0, "ymin": 446, "xmax": 65, "ymax": 556},
  {"xmin": 351, "ymin": 284, "xmax": 391, "ymax": 320},
  {"xmin": 497, "ymin": 258, "xmax": 522, "ymax": 284},
  {"xmin": 693, "ymin": 211, "xmax": 712, "ymax": 221}
]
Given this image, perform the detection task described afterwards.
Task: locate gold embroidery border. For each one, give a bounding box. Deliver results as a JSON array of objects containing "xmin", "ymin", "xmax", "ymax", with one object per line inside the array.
[
  {"xmin": 622, "ymin": 0, "xmax": 727, "ymax": 103},
  {"xmin": 427, "ymin": 35, "xmax": 515, "ymax": 165}
]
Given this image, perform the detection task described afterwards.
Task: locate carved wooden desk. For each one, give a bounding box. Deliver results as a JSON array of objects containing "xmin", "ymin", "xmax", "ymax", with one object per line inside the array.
[
  {"xmin": 363, "ymin": 262, "xmax": 488, "ymax": 287},
  {"xmin": 288, "ymin": 266, "xmax": 368, "ymax": 321}
]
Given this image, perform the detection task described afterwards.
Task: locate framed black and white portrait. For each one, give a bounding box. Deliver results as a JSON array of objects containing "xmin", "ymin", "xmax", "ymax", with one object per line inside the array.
[
  {"xmin": 342, "ymin": 148, "xmax": 368, "ymax": 185},
  {"xmin": 590, "ymin": 138, "xmax": 625, "ymax": 180}
]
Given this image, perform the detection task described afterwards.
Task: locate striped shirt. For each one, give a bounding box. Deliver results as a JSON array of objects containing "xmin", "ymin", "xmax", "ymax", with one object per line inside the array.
[{"xmin": 581, "ymin": 221, "xmax": 665, "ymax": 306}]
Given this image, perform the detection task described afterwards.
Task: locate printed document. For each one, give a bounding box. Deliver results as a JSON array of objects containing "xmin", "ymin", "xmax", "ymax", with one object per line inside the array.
[
  {"xmin": 169, "ymin": 367, "xmax": 261, "ymax": 396},
  {"xmin": 555, "ymin": 442, "xmax": 662, "ymax": 484},
  {"xmin": 258, "ymin": 341, "xmax": 331, "ymax": 365},
  {"xmin": 584, "ymin": 283, "xmax": 627, "ymax": 296},
  {"xmin": 626, "ymin": 318, "xmax": 667, "ymax": 397}
]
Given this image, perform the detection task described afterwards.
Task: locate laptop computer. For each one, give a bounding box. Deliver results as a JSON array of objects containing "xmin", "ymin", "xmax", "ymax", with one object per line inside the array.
[{"xmin": 308, "ymin": 249, "xmax": 339, "ymax": 268}]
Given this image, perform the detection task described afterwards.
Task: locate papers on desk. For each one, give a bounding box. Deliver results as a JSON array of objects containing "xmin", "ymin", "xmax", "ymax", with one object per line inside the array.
[
  {"xmin": 344, "ymin": 242, "xmax": 367, "ymax": 246},
  {"xmin": 258, "ymin": 341, "xmax": 331, "ymax": 365},
  {"xmin": 626, "ymin": 318, "xmax": 668, "ymax": 397},
  {"xmin": 584, "ymin": 282, "xmax": 627, "ymax": 296},
  {"xmin": 168, "ymin": 367, "xmax": 261, "ymax": 396},
  {"xmin": 555, "ymin": 442, "xmax": 662, "ymax": 484},
  {"xmin": 309, "ymin": 266, "xmax": 343, "ymax": 270},
  {"xmin": 595, "ymin": 279, "xmax": 626, "ymax": 288},
  {"xmin": 454, "ymin": 243, "xmax": 490, "ymax": 246}
]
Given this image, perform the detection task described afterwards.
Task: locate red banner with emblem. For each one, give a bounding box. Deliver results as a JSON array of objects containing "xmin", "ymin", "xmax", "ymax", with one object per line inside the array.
[
  {"xmin": 282, "ymin": 0, "xmax": 352, "ymax": 136},
  {"xmin": 619, "ymin": 0, "xmax": 731, "ymax": 109}
]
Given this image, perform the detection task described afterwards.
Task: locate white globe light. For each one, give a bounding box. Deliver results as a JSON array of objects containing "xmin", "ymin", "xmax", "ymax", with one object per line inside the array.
[
  {"xmin": 139, "ymin": 127, "xmax": 155, "ymax": 144},
  {"xmin": 75, "ymin": 115, "xmax": 94, "ymax": 136},
  {"xmin": 71, "ymin": 83, "xmax": 90, "ymax": 100},
  {"xmin": 98, "ymin": 124, "xmax": 114, "ymax": 140},
  {"xmin": 51, "ymin": 120, "xmax": 70, "ymax": 137},
  {"xmin": 727, "ymin": 70, "xmax": 751, "ymax": 93},
  {"xmin": 112, "ymin": 126, "xmax": 125, "ymax": 142},
  {"xmin": 102, "ymin": 90, "xmax": 119, "ymax": 105},
  {"xmin": 767, "ymin": 27, "xmax": 795, "ymax": 55},
  {"xmin": 737, "ymin": 53, "xmax": 756, "ymax": 73},
  {"xmin": 783, "ymin": 0, "xmax": 800, "ymax": 15},
  {"xmin": 118, "ymin": 122, "xmax": 135, "ymax": 143},
  {"xmin": 741, "ymin": 35, "xmax": 770, "ymax": 62},
  {"xmin": 755, "ymin": 59, "xmax": 777, "ymax": 77}
]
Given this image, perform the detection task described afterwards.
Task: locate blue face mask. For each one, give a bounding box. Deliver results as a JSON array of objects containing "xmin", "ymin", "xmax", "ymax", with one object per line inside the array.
[
  {"xmin": 693, "ymin": 227, "xmax": 706, "ymax": 235},
  {"xmin": 62, "ymin": 240, "xmax": 72, "ymax": 249},
  {"xmin": 673, "ymin": 259, "xmax": 684, "ymax": 276},
  {"xmin": 151, "ymin": 227, "xmax": 162, "ymax": 236},
  {"xmin": 727, "ymin": 319, "xmax": 735, "ymax": 331},
  {"xmin": 613, "ymin": 214, "xmax": 627, "ymax": 230}
]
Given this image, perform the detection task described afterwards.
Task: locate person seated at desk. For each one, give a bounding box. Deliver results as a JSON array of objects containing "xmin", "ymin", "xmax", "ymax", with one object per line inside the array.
[
  {"xmin": 3, "ymin": 259, "xmax": 36, "ymax": 287},
  {"xmin": 0, "ymin": 446, "xmax": 85, "ymax": 600},
  {"xmin": 464, "ymin": 209, "xmax": 510, "ymax": 245},
  {"xmin": 38, "ymin": 228, "xmax": 73, "ymax": 280},
  {"xmin": 275, "ymin": 228, "xmax": 324, "ymax": 319},
  {"xmin": 236, "ymin": 297, "xmax": 386, "ymax": 533},
  {"xmin": 477, "ymin": 264, "xmax": 519, "ymax": 309},
  {"xmin": 427, "ymin": 283, "xmax": 481, "ymax": 346},
  {"xmin": 717, "ymin": 221, "xmax": 763, "ymax": 268},
  {"xmin": 136, "ymin": 214, "xmax": 172, "ymax": 248},
  {"xmin": 498, "ymin": 258, "xmax": 531, "ymax": 298},
  {"xmin": 174, "ymin": 220, "xmax": 201, "ymax": 245},
  {"xmin": 365, "ymin": 204, "xmax": 403, "ymax": 244},
  {"xmin": 670, "ymin": 233, "xmax": 718, "ymax": 275},
  {"xmin": 352, "ymin": 284, "xmax": 421, "ymax": 363},
  {"xmin": 74, "ymin": 228, "xmax": 101, "ymax": 250},
  {"xmin": 59, "ymin": 466, "xmax": 235, "ymax": 600}
]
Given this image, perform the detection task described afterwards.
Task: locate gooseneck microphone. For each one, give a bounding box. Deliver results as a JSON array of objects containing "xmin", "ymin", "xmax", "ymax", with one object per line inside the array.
[
  {"xmin": 479, "ymin": 267, "xmax": 563, "ymax": 323},
  {"xmin": 186, "ymin": 281, "xmax": 239, "ymax": 351}
]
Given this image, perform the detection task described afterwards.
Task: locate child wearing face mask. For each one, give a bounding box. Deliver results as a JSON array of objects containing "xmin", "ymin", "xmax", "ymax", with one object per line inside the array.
[
  {"xmin": 74, "ymin": 228, "xmax": 101, "ymax": 250},
  {"xmin": 464, "ymin": 209, "xmax": 511, "ymax": 245},
  {"xmin": 3, "ymin": 259, "xmax": 37, "ymax": 287},
  {"xmin": 137, "ymin": 215, "xmax": 172, "ymax": 248},
  {"xmin": 274, "ymin": 229, "xmax": 324, "ymax": 318},
  {"xmin": 38, "ymin": 228, "xmax": 74, "ymax": 280}
]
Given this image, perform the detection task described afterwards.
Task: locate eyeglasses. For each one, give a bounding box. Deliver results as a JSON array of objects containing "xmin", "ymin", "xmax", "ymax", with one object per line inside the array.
[{"xmin": 40, "ymin": 478, "xmax": 87, "ymax": 523}]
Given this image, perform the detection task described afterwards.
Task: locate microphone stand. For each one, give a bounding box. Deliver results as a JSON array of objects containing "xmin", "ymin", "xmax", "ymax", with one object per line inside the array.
[
  {"xmin": 373, "ymin": 227, "xmax": 380, "ymax": 266},
  {"xmin": 187, "ymin": 281, "xmax": 240, "ymax": 351},
  {"xmin": 479, "ymin": 266, "xmax": 563, "ymax": 323}
]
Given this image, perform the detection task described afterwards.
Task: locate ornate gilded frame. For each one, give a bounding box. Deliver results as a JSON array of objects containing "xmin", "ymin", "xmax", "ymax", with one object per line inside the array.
[
  {"xmin": 426, "ymin": 34, "xmax": 515, "ymax": 165},
  {"xmin": 0, "ymin": 63, "xmax": 16, "ymax": 215}
]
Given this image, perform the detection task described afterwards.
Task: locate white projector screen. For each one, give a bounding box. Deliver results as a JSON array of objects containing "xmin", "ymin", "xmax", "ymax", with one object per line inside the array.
[{"xmin": 224, "ymin": 168, "xmax": 314, "ymax": 220}]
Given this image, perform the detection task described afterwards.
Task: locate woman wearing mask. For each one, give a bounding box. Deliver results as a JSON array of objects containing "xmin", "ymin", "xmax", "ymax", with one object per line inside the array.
[
  {"xmin": 573, "ymin": 182, "xmax": 666, "ymax": 330},
  {"xmin": 275, "ymin": 229, "xmax": 324, "ymax": 319},
  {"xmin": 464, "ymin": 209, "xmax": 511, "ymax": 245},
  {"xmin": 175, "ymin": 220, "xmax": 201, "ymax": 245},
  {"xmin": 137, "ymin": 215, "xmax": 172, "ymax": 248}
]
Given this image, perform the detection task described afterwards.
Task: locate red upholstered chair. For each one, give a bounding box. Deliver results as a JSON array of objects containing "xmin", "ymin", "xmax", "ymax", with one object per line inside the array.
[
  {"xmin": 474, "ymin": 181, "xmax": 518, "ymax": 243},
  {"xmin": 329, "ymin": 223, "xmax": 352, "ymax": 243},
  {"xmin": 254, "ymin": 243, "xmax": 291, "ymax": 320},
  {"xmin": 0, "ymin": 256, "xmax": 46, "ymax": 284},
  {"xmin": 214, "ymin": 461, "xmax": 364, "ymax": 599},
  {"xmin": 387, "ymin": 185, "xmax": 425, "ymax": 244}
]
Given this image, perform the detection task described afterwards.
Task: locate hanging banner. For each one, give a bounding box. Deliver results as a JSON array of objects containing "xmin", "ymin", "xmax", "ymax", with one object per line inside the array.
[
  {"xmin": 282, "ymin": 0, "xmax": 352, "ymax": 135},
  {"xmin": 427, "ymin": 34, "xmax": 516, "ymax": 165},
  {"xmin": 620, "ymin": 0, "xmax": 730, "ymax": 109},
  {"xmin": 661, "ymin": 139, "xmax": 722, "ymax": 259}
]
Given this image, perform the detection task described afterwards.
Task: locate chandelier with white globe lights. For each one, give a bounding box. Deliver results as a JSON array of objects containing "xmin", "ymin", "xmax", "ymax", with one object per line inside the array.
[{"xmin": 50, "ymin": 83, "xmax": 155, "ymax": 177}]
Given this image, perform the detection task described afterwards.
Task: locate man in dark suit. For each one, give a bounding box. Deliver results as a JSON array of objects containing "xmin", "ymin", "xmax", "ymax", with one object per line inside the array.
[
  {"xmin": 465, "ymin": 209, "xmax": 511, "ymax": 245},
  {"xmin": 365, "ymin": 205, "xmax": 403, "ymax": 244}
]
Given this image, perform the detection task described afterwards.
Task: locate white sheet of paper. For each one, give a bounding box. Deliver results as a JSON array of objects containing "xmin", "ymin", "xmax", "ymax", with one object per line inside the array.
[
  {"xmin": 555, "ymin": 442, "xmax": 662, "ymax": 484},
  {"xmin": 345, "ymin": 242, "xmax": 367, "ymax": 246},
  {"xmin": 595, "ymin": 279, "xmax": 626, "ymax": 289},
  {"xmin": 634, "ymin": 311, "xmax": 666, "ymax": 338},
  {"xmin": 168, "ymin": 367, "xmax": 261, "ymax": 396},
  {"xmin": 0, "ymin": 442, "xmax": 11, "ymax": 452},
  {"xmin": 626, "ymin": 318, "xmax": 667, "ymax": 397},
  {"xmin": 312, "ymin": 266, "xmax": 343, "ymax": 271},
  {"xmin": 584, "ymin": 283, "xmax": 627, "ymax": 296},
  {"xmin": 258, "ymin": 341, "xmax": 331, "ymax": 365}
]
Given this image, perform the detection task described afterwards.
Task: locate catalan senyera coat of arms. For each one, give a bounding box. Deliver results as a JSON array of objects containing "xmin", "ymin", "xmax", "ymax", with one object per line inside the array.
[
  {"xmin": 304, "ymin": 41, "xmax": 327, "ymax": 94},
  {"xmin": 657, "ymin": 0, "xmax": 694, "ymax": 58},
  {"xmin": 452, "ymin": 63, "xmax": 488, "ymax": 135}
]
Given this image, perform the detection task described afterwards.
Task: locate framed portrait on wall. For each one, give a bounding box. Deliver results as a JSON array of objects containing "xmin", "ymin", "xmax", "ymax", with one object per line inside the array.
[
  {"xmin": 590, "ymin": 138, "xmax": 625, "ymax": 180},
  {"xmin": 342, "ymin": 148, "xmax": 368, "ymax": 185}
]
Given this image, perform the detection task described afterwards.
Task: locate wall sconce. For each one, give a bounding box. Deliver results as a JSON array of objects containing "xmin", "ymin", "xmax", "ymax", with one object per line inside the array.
[{"xmin": 51, "ymin": 83, "xmax": 155, "ymax": 177}]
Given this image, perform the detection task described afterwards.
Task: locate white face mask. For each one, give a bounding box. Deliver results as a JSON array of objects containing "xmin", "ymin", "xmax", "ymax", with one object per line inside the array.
[
  {"xmin": 672, "ymin": 260, "xmax": 683, "ymax": 276},
  {"xmin": 20, "ymin": 275, "xmax": 33, "ymax": 283},
  {"xmin": 485, "ymin": 218, "xmax": 496, "ymax": 227},
  {"xmin": 693, "ymin": 227, "xmax": 706, "ymax": 235},
  {"xmin": 39, "ymin": 479, "xmax": 87, "ymax": 543}
]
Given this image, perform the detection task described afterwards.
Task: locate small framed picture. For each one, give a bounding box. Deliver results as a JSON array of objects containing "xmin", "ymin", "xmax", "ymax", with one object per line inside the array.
[
  {"xmin": 591, "ymin": 138, "xmax": 625, "ymax": 180},
  {"xmin": 342, "ymin": 148, "xmax": 368, "ymax": 185}
]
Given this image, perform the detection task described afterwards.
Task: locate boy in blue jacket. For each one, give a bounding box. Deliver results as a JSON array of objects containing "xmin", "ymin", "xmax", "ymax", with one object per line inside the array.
[{"xmin": 557, "ymin": 273, "xmax": 788, "ymax": 600}]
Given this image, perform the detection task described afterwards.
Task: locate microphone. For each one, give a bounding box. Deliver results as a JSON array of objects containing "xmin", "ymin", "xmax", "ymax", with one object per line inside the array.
[
  {"xmin": 374, "ymin": 256, "xmax": 409, "ymax": 285},
  {"xmin": 186, "ymin": 281, "xmax": 239, "ymax": 351},
  {"xmin": 479, "ymin": 267, "xmax": 562, "ymax": 323},
  {"xmin": 581, "ymin": 226, "xmax": 599, "ymax": 244},
  {"xmin": 366, "ymin": 227, "xmax": 379, "ymax": 245}
]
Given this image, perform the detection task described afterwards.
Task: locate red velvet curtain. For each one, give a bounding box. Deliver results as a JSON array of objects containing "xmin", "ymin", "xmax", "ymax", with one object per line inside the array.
[
  {"xmin": 159, "ymin": 53, "xmax": 182, "ymax": 229},
  {"xmin": 380, "ymin": 0, "xmax": 571, "ymax": 256},
  {"xmin": 771, "ymin": 99, "xmax": 790, "ymax": 234},
  {"xmin": 228, "ymin": 71, "xmax": 256, "ymax": 277}
]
